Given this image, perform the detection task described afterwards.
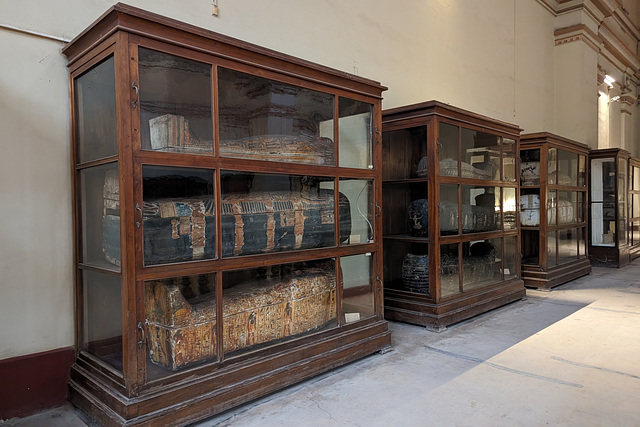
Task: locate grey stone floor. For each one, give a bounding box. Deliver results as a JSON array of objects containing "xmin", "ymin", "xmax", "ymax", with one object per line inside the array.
[{"xmin": 4, "ymin": 261, "xmax": 640, "ymax": 426}]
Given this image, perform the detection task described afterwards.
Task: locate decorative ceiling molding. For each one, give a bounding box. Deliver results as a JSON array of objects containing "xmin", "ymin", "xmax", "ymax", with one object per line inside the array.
[{"xmin": 555, "ymin": 24, "xmax": 602, "ymax": 52}]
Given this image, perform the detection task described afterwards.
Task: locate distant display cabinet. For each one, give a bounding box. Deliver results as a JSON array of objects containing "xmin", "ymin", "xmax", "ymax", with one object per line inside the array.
[
  {"xmin": 63, "ymin": 4, "xmax": 391, "ymax": 425},
  {"xmin": 519, "ymin": 133, "xmax": 591, "ymax": 290},
  {"xmin": 589, "ymin": 148, "xmax": 630, "ymax": 267},
  {"xmin": 382, "ymin": 101, "xmax": 525, "ymax": 331},
  {"xmin": 630, "ymin": 157, "xmax": 640, "ymax": 260}
]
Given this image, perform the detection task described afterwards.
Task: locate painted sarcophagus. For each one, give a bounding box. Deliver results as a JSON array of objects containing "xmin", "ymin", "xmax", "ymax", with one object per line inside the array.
[
  {"xmin": 102, "ymin": 172, "xmax": 351, "ymax": 265},
  {"xmin": 145, "ymin": 267, "xmax": 337, "ymax": 370}
]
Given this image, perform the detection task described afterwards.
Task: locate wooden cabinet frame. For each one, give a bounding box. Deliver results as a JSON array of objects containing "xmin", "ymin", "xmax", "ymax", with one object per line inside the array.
[
  {"xmin": 381, "ymin": 101, "xmax": 525, "ymax": 331},
  {"xmin": 589, "ymin": 148, "xmax": 631, "ymax": 267},
  {"xmin": 519, "ymin": 133, "xmax": 591, "ymax": 290},
  {"xmin": 63, "ymin": 4, "xmax": 390, "ymax": 425}
]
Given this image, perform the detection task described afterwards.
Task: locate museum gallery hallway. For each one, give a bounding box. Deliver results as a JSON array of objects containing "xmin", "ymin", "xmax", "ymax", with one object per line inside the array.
[{"xmin": 7, "ymin": 261, "xmax": 640, "ymax": 426}]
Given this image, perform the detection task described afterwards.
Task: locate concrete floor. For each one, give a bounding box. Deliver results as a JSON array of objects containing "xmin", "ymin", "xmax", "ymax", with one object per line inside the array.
[{"xmin": 5, "ymin": 262, "xmax": 640, "ymax": 426}]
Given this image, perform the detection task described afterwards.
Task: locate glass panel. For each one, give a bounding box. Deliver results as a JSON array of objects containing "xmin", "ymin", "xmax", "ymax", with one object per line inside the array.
[
  {"xmin": 632, "ymin": 194, "xmax": 640, "ymax": 218},
  {"xmin": 618, "ymin": 158, "xmax": 628, "ymax": 245},
  {"xmin": 388, "ymin": 241, "xmax": 429, "ymax": 294},
  {"xmin": 145, "ymin": 273, "xmax": 216, "ymax": 377},
  {"xmin": 75, "ymin": 56, "xmax": 117, "ymax": 163},
  {"xmin": 342, "ymin": 253, "xmax": 375, "ymax": 323},
  {"xmin": 139, "ymin": 48, "xmax": 212, "ymax": 154},
  {"xmin": 503, "ymin": 138, "xmax": 516, "ymax": 182},
  {"xmin": 503, "ymin": 187, "xmax": 517, "ymax": 230},
  {"xmin": 83, "ymin": 270, "xmax": 121, "ymax": 371},
  {"xmin": 386, "ymin": 182, "xmax": 428, "ymax": 236},
  {"xmin": 592, "ymin": 202, "xmax": 616, "ymax": 246},
  {"xmin": 440, "ymin": 243, "xmax": 460, "ymax": 297},
  {"xmin": 142, "ymin": 166, "xmax": 215, "ymax": 265},
  {"xmin": 223, "ymin": 259, "xmax": 337, "ymax": 357},
  {"xmin": 548, "ymin": 230, "xmax": 557, "ymax": 267},
  {"xmin": 81, "ymin": 163, "xmax": 120, "ymax": 269},
  {"xmin": 634, "ymin": 166, "xmax": 640, "ymax": 191},
  {"xmin": 591, "ymin": 158, "xmax": 615, "ymax": 201},
  {"xmin": 557, "ymin": 150, "xmax": 578, "ymax": 186},
  {"xmin": 461, "ymin": 128, "xmax": 499, "ymax": 180},
  {"xmin": 339, "ymin": 179, "xmax": 373, "ymax": 245},
  {"xmin": 521, "ymin": 230, "xmax": 539, "ymax": 265},
  {"xmin": 339, "ymin": 97, "xmax": 373, "ymax": 169},
  {"xmin": 461, "ymin": 185, "xmax": 500, "ymax": 234},
  {"xmin": 440, "ymin": 183, "xmax": 458, "ymax": 235},
  {"xmin": 556, "ymin": 191, "xmax": 577, "ymax": 224},
  {"xmin": 504, "ymin": 235, "xmax": 518, "ymax": 279},
  {"xmin": 218, "ymin": 67, "xmax": 334, "ymax": 165},
  {"xmin": 382, "ymin": 126, "xmax": 428, "ymax": 180},
  {"xmin": 632, "ymin": 221, "xmax": 640, "ymax": 246},
  {"xmin": 577, "ymin": 192, "xmax": 586, "ymax": 222},
  {"xmin": 558, "ymin": 228, "xmax": 578, "ymax": 265},
  {"xmin": 462, "ymin": 238, "xmax": 501, "ymax": 291},
  {"xmin": 547, "ymin": 190, "xmax": 557, "ymax": 225},
  {"xmin": 520, "ymin": 190, "xmax": 540, "ymax": 227},
  {"xmin": 220, "ymin": 172, "xmax": 339, "ymax": 256},
  {"xmin": 578, "ymin": 155, "xmax": 586, "ymax": 187},
  {"xmin": 438, "ymin": 123, "xmax": 459, "ymax": 177},
  {"xmin": 548, "ymin": 148, "xmax": 557, "ymax": 185},
  {"xmin": 520, "ymin": 149, "xmax": 540, "ymax": 186},
  {"xmin": 578, "ymin": 227, "xmax": 587, "ymax": 258}
]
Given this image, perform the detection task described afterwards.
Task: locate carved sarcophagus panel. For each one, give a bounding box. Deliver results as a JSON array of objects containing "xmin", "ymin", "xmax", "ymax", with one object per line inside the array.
[
  {"xmin": 102, "ymin": 171, "xmax": 351, "ymax": 265},
  {"xmin": 145, "ymin": 268, "xmax": 337, "ymax": 370}
]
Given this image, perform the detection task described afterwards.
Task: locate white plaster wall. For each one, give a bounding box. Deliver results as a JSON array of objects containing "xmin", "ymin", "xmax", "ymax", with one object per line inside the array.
[{"xmin": 0, "ymin": 0, "xmax": 601, "ymax": 360}]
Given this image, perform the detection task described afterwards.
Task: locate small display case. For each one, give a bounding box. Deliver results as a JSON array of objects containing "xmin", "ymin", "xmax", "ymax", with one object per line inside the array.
[
  {"xmin": 382, "ymin": 101, "xmax": 525, "ymax": 331},
  {"xmin": 519, "ymin": 133, "xmax": 591, "ymax": 290},
  {"xmin": 63, "ymin": 4, "xmax": 390, "ymax": 425},
  {"xmin": 589, "ymin": 148, "xmax": 630, "ymax": 267}
]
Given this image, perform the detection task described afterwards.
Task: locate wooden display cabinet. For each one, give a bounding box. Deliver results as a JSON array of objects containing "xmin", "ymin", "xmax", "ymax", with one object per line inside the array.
[
  {"xmin": 589, "ymin": 148, "xmax": 630, "ymax": 267},
  {"xmin": 629, "ymin": 157, "xmax": 640, "ymax": 261},
  {"xmin": 63, "ymin": 4, "xmax": 391, "ymax": 425},
  {"xmin": 519, "ymin": 133, "xmax": 591, "ymax": 290},
  {"xmin": 381, "ymin": 101, "xmax": 525, "ymax": 331}
]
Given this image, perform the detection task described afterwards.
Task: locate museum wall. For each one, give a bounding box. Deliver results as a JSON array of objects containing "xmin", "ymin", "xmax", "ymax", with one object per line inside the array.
[{"xmin": 0, "ymin": 0, "xmax": 637, "ymax": 360}]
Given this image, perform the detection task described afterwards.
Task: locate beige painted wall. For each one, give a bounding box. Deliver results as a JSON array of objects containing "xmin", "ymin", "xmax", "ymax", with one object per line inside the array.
[{"xmin": 0, "ymin": 0, "xmax": 634, "ymax": 360}]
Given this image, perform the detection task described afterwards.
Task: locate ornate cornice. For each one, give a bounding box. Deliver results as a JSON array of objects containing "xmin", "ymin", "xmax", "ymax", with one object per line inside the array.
[{"xmin": 555, "ymin": 24, "xmax": 603, "ymax": 52}]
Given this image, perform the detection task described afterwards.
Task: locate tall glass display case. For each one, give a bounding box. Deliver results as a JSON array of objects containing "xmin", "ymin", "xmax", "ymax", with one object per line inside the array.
[
  {"xmin": 630, "ymin": 157, "xmax": 640, "ymax": 260},
  {"xmin": 519, "ymin": 133, "xmax": 591, "ymax": 290},
  {"xmin": 589, "ymin": 148, "xmax": 630, "ymax": 267},
  {"xmin": 63, "ymin": 4, "xmax": 390, "ymax": 425},
  {"xmin": 382, "ymin": 101, "xmax": 525, "ymax": 331}
]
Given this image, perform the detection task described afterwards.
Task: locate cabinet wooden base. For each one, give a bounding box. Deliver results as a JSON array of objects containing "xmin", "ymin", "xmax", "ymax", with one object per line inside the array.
[
  {"xmin": 69, "ymin": 320, "xmax": 391, "ymax": 426},
  {"xmin": 384, "ymin": 280, "xmax": 525, "ymax": 331},
  {"xmin": 522, "ymin": 258, "xmax": 591, "ymax": 290}
]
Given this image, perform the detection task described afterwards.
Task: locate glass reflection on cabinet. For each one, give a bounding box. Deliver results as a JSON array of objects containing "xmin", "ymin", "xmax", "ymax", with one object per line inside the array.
[
  {"xmin": 548, "ymin": 148, "xmax": 557, "ymax": 185},
  {"xmin": 558, "ymin": 228, "xmax": 578, "ymax": 265},
  {"xmin": 83, "ymin": 270, "xmax": 122, "ymax": 371},
  {"xmin": 336, "ymin": 179, "xmax": 373, "ymax": 245},
  {"xmin": 218, "ymin": 68, "xmax": 335, "ymax": 165},
  {"xmin": 220, "ymin": 172, "xmax": 342, "ymax": 256},
  {"xmin": 339, "ymin": 97, "xmax": 373, "ymax": 169},
  {"xmin": 438, "ymin": 123, "xmax": 459, "ymax": 177},
  {"xmin": 503, "ymin": 187, "xmax": 517, "ymax": 230},
  {"xmin": 504, "ymin": 235, "xmax": 518, "ymax": 279},
  {"xmin": 440, "ymin": 243, "xmax": 460, "ymax": 297},
  {"xmin": 81, "ymin": 163, "xmax": 120, "ymax": 269},
  {"xmin": 440, "ymin": 183, "xmax": 458, "ymax": 235},
  {"xmin": 558, "ymin": 150, "xmax": 578, "ymax": 186},
  {"xmin": 341, "ymin": 253, "xmax": 375, "ymax": 323},
  {"xmin": 142, "ymin": 166, "xmax": 215, "ymax": 265},
  {"xmin": 520, "ymin": 148, "xmax": 541, "ymax": 186},
  {"xmin": 221, "ymin": 260, "xmax": 337, "ymax": 357},
  {"xmin": 548, "ymin": 230, "xmax": 557, "ymax": 267},
  {"xmin": 462, "ymin": 238, "xmax": 501, "ymax": 291},
  {"xmin": 503, "ymin": 138, "xmax": 517, "ymax": 182},
  {"xmin": 461, "ymin": 185, "xmax": 500, "ymax": 234},
  {"xmin": 591, "ymin": 158, "xmax": 616, "ymax": 246},
  {"xmin": 138, "ymin": 48, "xmax": 213, "ymax": 154},
  {"xmin": 75, "ymin": 56, "xmax": 117, "ymax": 163},
  {"xmin": 461, "ymin": 128, "xmax": 500, "ymax": 180}
]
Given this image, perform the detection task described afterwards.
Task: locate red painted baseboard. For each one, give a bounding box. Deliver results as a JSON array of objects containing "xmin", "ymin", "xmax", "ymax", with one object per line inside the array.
[{"xmin": 0, "ymin": 347, "xmax": 75, "ymax": 420}]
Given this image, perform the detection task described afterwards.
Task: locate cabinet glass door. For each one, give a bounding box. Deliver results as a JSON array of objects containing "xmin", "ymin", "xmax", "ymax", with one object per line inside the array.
[{"xmin": 591, "ymin": 158, "xmax": 616, "ymax": 246}]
